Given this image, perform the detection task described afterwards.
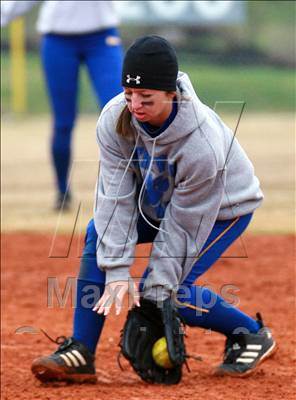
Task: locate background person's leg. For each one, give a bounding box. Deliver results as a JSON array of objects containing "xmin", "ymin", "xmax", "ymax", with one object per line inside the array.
[
  {"xmin": 41, "ymin": 34, "xmax": 80, "ymax": 204},
  {"xmin": 83, "ymin": 28, "xmax": 123, "ymax": 108}
]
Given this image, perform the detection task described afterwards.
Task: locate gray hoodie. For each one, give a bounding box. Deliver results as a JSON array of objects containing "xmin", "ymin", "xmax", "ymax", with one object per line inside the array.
[{"xmin": 94, "ymin": 72, "xmax": 263, "ymax": 299}]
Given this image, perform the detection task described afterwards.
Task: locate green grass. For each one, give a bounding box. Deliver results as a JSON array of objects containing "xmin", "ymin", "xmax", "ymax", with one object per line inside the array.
[
  {"xmin": 184, "ymin": 62, "xmax": 295, "ymax": 112},
  {"xmin": 1, "ymin": 51, "xmax": 294, "ymax": 114}
]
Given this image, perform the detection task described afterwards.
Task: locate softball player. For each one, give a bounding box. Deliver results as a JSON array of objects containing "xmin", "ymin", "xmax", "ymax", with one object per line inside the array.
[
  {"xmin": 31, "ymin": 36, "xmax": 276, "ymax": 383},
  {"xmin": 1, "ymin": 1, "xmax": 123, "ymax": 209}
]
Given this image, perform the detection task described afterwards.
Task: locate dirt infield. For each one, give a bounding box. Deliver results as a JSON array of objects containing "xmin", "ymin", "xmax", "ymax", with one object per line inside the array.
[{"xmin": 1, "ymin": 232, "xmax": 295, "ymax": 400}]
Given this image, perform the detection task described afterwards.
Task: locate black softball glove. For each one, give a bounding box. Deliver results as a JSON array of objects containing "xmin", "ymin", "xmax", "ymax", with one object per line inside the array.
[{"xmin": 119, "ymin": 297, "xmax": 187, "ymax": 384}]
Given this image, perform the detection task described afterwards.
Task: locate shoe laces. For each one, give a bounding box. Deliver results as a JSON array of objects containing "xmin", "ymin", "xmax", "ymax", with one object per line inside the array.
[{"xmin": 40, "ymin": 328, "xmax": 70, "ymax": 350}]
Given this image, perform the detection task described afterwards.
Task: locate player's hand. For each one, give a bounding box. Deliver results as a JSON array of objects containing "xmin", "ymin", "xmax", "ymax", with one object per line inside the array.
[{"xmin": 92, "ymin": 279, "xmax": 140, "ymax": 316}]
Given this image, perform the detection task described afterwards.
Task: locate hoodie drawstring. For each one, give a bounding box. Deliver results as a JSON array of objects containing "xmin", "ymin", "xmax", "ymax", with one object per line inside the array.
[{"xmin": 137, "ymin": 138, "xmax": 168, "ymax": 234}]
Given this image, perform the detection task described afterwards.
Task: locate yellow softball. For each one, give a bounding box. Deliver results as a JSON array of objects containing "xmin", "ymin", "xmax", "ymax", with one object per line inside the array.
[{"xmin": 152, "ymin": 337, "xmax": 173, "ymax": 369}]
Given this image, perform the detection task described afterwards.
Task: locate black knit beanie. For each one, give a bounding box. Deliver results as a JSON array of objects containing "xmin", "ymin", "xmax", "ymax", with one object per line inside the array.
[{"xmin": 122, "ymin": 35, "xmax": 178, "ymax": 91}]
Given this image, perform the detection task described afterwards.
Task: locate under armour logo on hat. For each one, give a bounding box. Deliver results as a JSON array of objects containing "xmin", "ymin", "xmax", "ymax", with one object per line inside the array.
[{"xmin": 126, "ymin": 74, "xmax": 141, "ymax": 84}]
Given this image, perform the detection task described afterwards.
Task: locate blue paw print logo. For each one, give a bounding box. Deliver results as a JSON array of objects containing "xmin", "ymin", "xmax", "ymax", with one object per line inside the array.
[{"xmin": 134, "ymin": 147, "xmax": 176, "ymax": 219}]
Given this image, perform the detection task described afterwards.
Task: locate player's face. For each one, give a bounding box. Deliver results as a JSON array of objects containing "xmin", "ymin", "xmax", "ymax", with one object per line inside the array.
[{"xmin": 124, "ymin": 88, "xmax": 175, "ymax": 126}]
